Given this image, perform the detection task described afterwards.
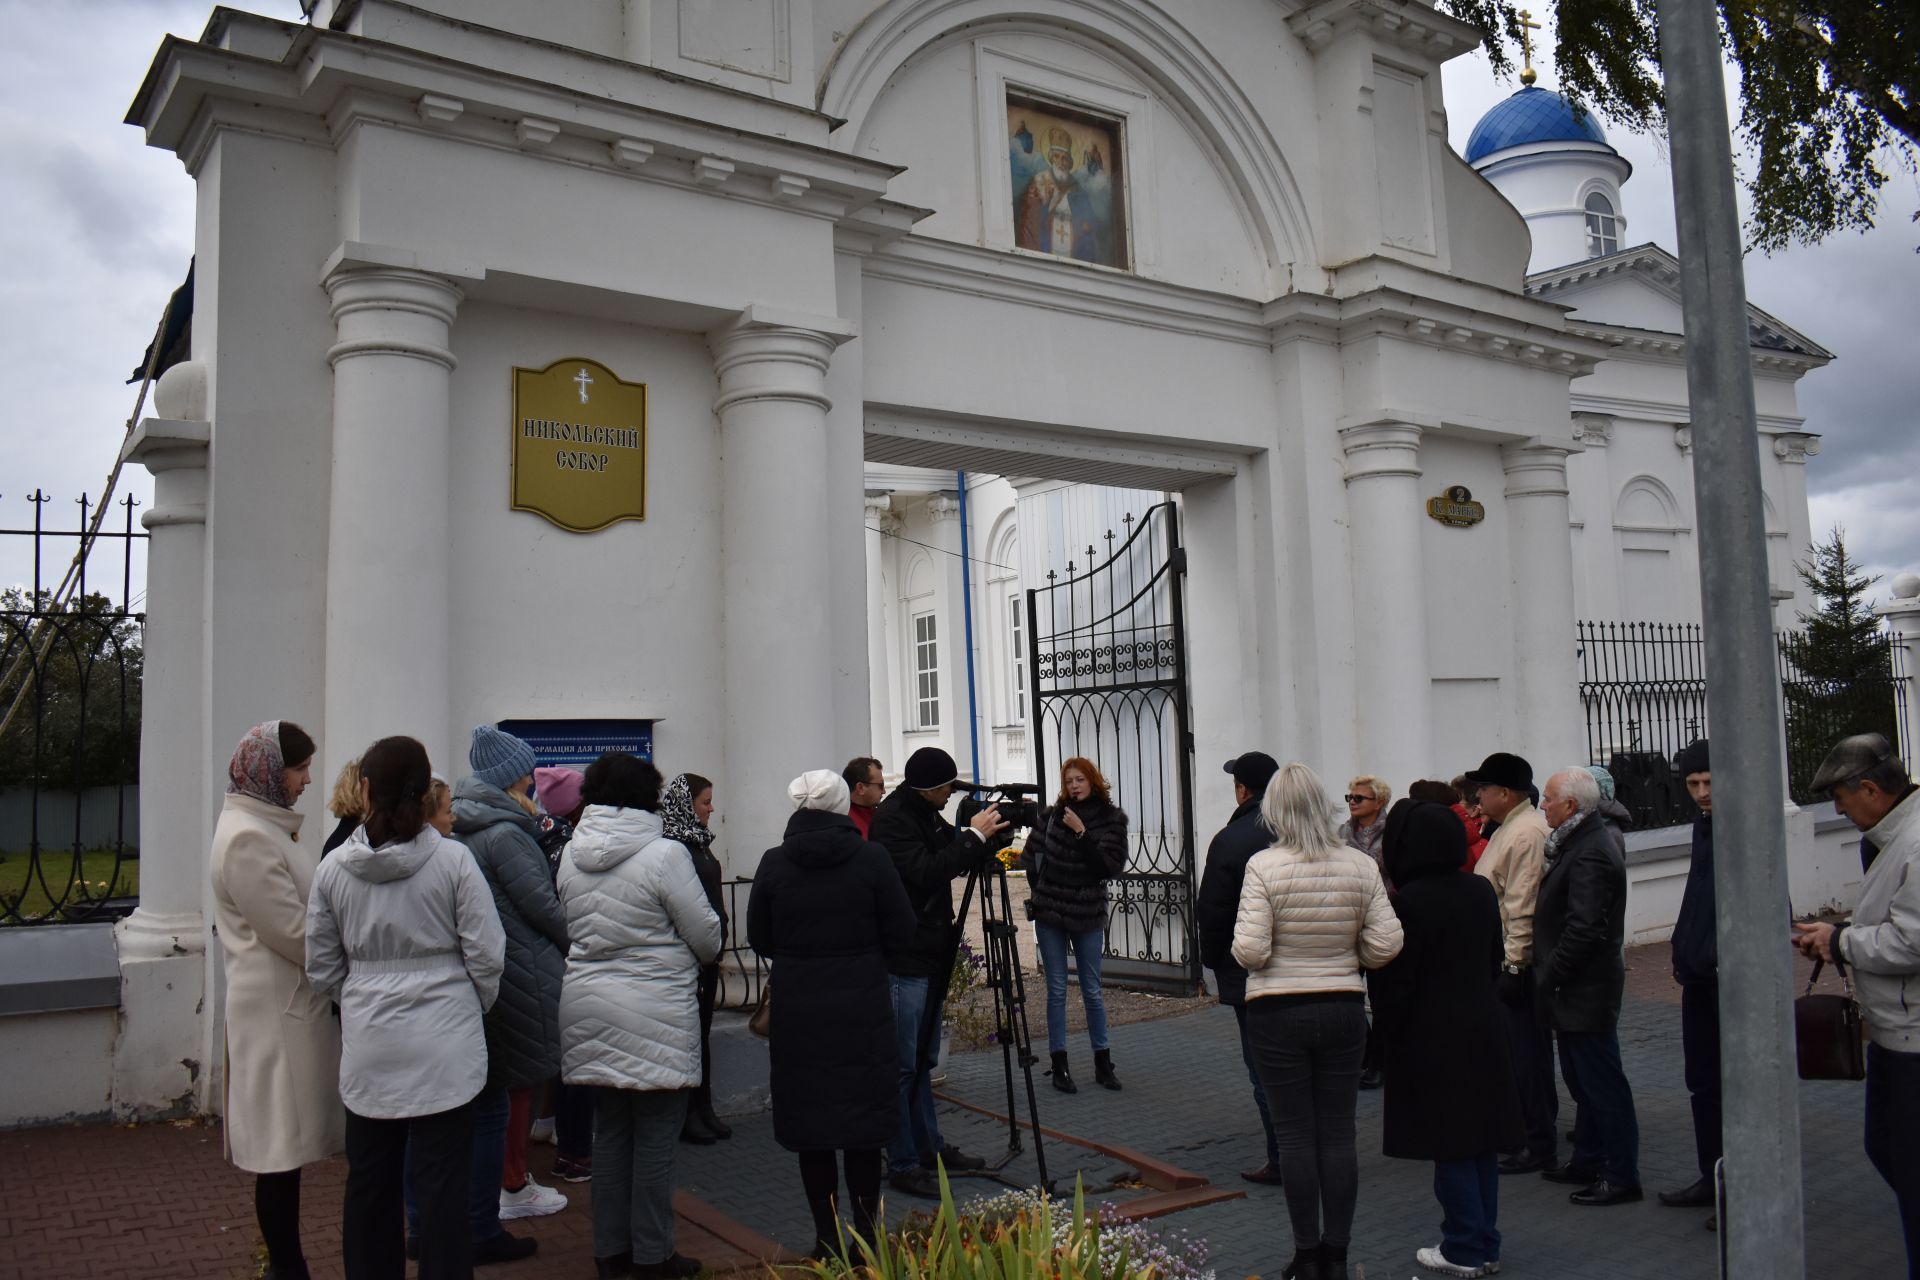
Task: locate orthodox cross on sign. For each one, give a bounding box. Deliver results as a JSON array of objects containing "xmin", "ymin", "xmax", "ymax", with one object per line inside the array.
[
  {"xmin": 1519, "ymin": 9, "xmax": 1542, "ymax": 85},
  {"xmin": 573, "ymin": 367, "xmax": 594, "ymax": 403}
]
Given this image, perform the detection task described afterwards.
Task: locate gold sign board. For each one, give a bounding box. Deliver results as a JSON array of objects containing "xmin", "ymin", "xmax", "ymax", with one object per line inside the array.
[
  {"xmin": 1427, "ymin": 485, "xmax": 1487, "ymax": 529},
  {"xmin": 511, "ymin": 358, "xmax": 648, "ymax": 533}
]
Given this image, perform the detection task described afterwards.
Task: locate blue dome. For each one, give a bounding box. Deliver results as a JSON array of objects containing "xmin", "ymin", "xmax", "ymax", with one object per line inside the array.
[{"xmin": 1466, "ymin": 86, "xmax": 1609, "ymax": 163}]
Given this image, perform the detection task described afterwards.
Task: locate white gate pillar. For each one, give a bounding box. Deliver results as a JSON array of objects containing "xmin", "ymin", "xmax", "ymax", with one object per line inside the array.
[
  {"xmin": 1503, "ymin": 440, "xmax": 1586, "ymax": 774},
  {"xmin": 1878, "ymin": 575, "xmax": 1920, "ymax": 766},
  {"xmin": 710, "ymin": 306, "xmax": 854, "ymax": 859},
  {"xmin": 321, "ymin": 256, "xmax": 467, "ymax": 775},
  {"xmin": 113, "ymin": 365, "xmax": 214, "ymax": 1116},
  {"xmin": 1339, "ymin": 421, "xmax": 1433, "ymax": 788}
]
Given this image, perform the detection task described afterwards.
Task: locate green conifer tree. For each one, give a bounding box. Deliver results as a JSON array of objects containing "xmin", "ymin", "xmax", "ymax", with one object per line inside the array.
[{"xmin": 1779, "ymin": 527, "xmax": 1897, "ymax": 798}]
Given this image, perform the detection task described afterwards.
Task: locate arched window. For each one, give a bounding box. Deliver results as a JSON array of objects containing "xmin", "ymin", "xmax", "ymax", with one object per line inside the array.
[{"xmin": 1585, "ymin": 191, "xmax": 1620, "ymax": 258}]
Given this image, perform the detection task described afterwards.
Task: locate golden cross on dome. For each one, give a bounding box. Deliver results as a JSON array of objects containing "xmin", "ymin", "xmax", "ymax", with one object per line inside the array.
[{"xmin": 1519, "ymin": 9, "xmax": 1543, "ymax": 86}]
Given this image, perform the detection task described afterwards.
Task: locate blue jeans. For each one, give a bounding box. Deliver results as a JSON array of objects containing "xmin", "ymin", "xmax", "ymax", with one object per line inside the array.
[
  {"xmin": 406, "ymin": 1085, "xmax": 509, "ymax": 1245},
  {"xmin": 1433, "ymin": 1153, "xmax": 1501, "ymax": 1267},
  {"xmin": 888, "ymin": 974, "xmax": 942, "ymax": 1171},
  {"xmin": 1233, "ymin": 1003, "xmax": 1281, "ymax": 1168},
  {"xmin": 1035, "ymin": 924, "xmax": 1109, "ymax": 1054},
  {"xmin": 1557, "ymin": 1030, "xmax": 1640, "ymax": 1188}
]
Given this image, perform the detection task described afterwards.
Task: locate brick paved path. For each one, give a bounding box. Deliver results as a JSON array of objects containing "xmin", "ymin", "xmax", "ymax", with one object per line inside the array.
[{"xmin": 0, "ymin": 943, "xmax": 1905, "ymax": 1278}]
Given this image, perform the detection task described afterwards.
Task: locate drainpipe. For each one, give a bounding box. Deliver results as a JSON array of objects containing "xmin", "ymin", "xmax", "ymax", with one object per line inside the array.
[{"xmin": 957, "ymin": 471, "xmax": 983, "ymax": 784}]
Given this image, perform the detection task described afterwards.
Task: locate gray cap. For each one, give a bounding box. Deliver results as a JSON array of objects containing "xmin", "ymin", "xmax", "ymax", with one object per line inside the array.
[{"xmin": 1809, "ymin": 732, "xmax": 1900, "ymax": 795}]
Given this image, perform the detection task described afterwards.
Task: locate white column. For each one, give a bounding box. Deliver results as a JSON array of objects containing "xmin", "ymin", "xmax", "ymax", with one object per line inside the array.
[
  {"xmin": 113, "ymin": 366, "xmax": 213, "ymax": 1118},
  {"xmin": 1878, "ymin": 575, "xmax": 1920, "ymax": 765},
  {"xmin": 865, "ymin": 495, "xmax": 899, "ymax": 763},
  {"xmin": 321, "ymin": 263, "xmax": 462, "ymax": 774},
  {"xmin": 1774, "ymin": 432, "xmax": 1820, "ymax": 618},
  {"xmin": 711, "ymin": 307, "xmax": 854, "ymax": 858},
  {"xmin": 1503, "ymin": 441, "xmax": 1586, "ymax": 774},
  {"xmin": 1339, "ymin": 421, "xmax": 1433, "ymax": 788}
]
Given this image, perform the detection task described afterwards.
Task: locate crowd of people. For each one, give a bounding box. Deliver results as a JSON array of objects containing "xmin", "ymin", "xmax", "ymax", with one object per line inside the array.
[{"xmin": 204, "ymin": 713, "xmax": 1919, "ymax": 1280}]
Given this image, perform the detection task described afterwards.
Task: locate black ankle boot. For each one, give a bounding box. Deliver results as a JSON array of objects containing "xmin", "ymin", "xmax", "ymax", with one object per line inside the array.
[
  {"xmin": 1280, "ymin": 1248, "xmax": 1319, "ymax": 1280},
  {"xmin": 1318, "ymin": 1243, "xmax": 1347, "ymax": 1280},
  {"xmin": 1050, "ymin": 1050, "xmax": 1077, "ymax": 1093},
  {"xmin": 696, "ymin": 1096, "xmax": 732, "ymax": 1140},
  {"xmin": 1093, "ymin": 1048, "xmax": 1122, "ymax": 1091},
  {"xmin": 595, "ymin": 1256, "xmax": 634, "ymax": 1279}
]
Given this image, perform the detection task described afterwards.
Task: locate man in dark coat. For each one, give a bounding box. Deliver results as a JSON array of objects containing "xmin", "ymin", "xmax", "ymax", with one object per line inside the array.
[
  {"xmin": 1196, "ymin": 751, "xmax": 1284, "ymax": 1184},
  {"xmin": 1535, "ymin": 768, "xmax": 1642, "ymax": 1206},
  {"xmin": 1660, "ymin": 739, "xmax": 1719, "ymax": 1214},
  {"xmin": 867, "ymin": 746, "xmax": 1008, "ymax": 1197},
  {"xmin": 1373, "ymin": 800, "xmax": 1523, "ymax": 1277},
  {"xmin": 746, "ymin": 769, "xmax": 917, "ymax": 1257}
]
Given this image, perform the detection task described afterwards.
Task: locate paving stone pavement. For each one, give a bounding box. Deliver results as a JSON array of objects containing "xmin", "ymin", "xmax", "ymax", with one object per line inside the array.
[{"xmin": 0, "ymin": 943, "xmax": 1905, "ymax": 1278}]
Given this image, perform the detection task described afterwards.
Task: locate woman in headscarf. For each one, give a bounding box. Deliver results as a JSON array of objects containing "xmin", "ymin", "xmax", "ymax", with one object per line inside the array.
[
  {"xmin": 1371, "ymin": 800, "xmax": 1523, "ymax": 1279},
  {"xmin": 208, "ymin": 720, "xmax": 341, "ymax": 1280},
  {"xmin": 747, "ymin": 770, "xmax": 916, "ymax": 1259},
  {"xmin": 660, "ymin": 772, "xmax": 731, "ymax": 1143}
]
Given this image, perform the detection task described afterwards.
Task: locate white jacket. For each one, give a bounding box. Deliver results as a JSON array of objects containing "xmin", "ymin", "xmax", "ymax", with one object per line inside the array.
[
  {"xmin": 1231, "ymin": 842, "xmax": 1404, "ymax": 1000},
  {"xmin": 306, "ymin": 826, "xmax": 505, "ymax": 1119},
  {"xmin": 1840, "ymin": 788, "xmax": 1920, "ymax": 1050},
  {"xmin": 557, "ymin": 805, "xmax": 724, "ymax": 1091}
]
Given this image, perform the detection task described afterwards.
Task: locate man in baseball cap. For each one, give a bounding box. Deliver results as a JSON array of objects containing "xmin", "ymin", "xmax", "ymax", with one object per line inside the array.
[{"xmin": 1197, "ymin": 751, "xmax": 1285, "ymax": 1184}]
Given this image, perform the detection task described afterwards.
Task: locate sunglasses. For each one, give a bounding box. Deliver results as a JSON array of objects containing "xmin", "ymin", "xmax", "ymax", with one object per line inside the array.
[{"xmin": 1344, "ymin": 793, "xmax": 1375, "ymax": 805}]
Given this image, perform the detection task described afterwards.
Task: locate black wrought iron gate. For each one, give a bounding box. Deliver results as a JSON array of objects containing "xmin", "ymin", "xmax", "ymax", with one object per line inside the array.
[{"xmin": 1025, "ymin": 501, "xmax": 1199, "ymax": 993}]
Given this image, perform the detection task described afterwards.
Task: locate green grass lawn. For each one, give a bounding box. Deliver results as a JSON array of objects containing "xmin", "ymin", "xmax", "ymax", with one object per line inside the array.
[{"xmin": 0, "ymin": 848, "xmax": 139, "ymax": 923}]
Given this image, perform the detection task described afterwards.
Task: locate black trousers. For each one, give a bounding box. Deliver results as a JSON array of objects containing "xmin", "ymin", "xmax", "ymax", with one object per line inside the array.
[
  {"xmin": 343, "ymin": 1100, "xmax": 475, "ymax": 1280},
  {"xmin": 1866, "ymin": 1044, "xmax": 1920, "ymax": 1279},
  {"xmin": 693, "ymin": 964, "xmax": 719, "ymax": 1110},
  {"xmin": 797, "ymin": 1148, "xmax": 883, "ymax": 1250},
  {"xmin": 1680, "ymin": 980, "xmax": 1722, "ymax": 1178},
  {"xmin": 1499, "ymin": 997, "xmax": 1558, "ymax": 1162}
]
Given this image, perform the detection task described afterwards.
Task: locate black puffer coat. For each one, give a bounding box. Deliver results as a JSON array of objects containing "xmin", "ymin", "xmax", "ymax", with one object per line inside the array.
[
  {"xmin": 870, "ymin": 785, "xmax": 987, "ymax": 978},
  {"xmin": 1026, "ymin": 800, "xmax": 1129, "ymax": 935},
  {"xmin": 453, "ymin": 777, "xmax": 567, "ymax": 1090},
  {"xmin": 1532, "ymin": 807, "xmax": 1628, "ymax": 1033},
  {"xmin": 1372, "ymin": 801, "xmax": 1523, "ymax": 1161},
  {"xmin": 747, "ymin": 810, "xmax": 916, "ymax": 1150},
  {"xmin": 1196, "ymin": 799, "xmax": 1271, "ymax": 1005}
]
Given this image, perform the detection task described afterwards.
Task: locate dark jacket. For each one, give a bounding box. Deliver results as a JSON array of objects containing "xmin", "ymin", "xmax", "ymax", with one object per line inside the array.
[
  {"xmin": 1026, "ymin": 800, "xmax": 1129, "ymax": 935},
  {"xmin": 1197, "ymin": 799, "xmax": 1271, "ymax": 1005},
  {"xmin": 1670, "ymin": 812, "xmax": 1716, "ymax": 984},
  {"xmin": 323, "ymin": 814, "xmax": 358, "ymax": 857},
  {"xmin": 1532, "ymin": 808, "xmax": 1628, "ymax": 1033},
  {"xmin": 746, "ymin": 809, "xmax": 916, "ymax": 1151},
  {"xmin": 1373, "ymin": 801, "xmax": 1523, "ymax": 1161},
  {"xmin": 870, "ymin": 784, "xmax": 987, "ymax": 978},
  {"xmin": 453, "ymin": 777, "xmax": 568, "ymax": 1089},
  {"xmin": 685, "ymin": 838, "xmax": 730, "ymax": 958}
]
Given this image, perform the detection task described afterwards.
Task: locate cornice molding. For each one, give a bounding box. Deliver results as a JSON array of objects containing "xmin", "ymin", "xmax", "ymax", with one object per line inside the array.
[{"xmin": 1287, "ymin": 0, "xmax": 1482, "ymax": 59}]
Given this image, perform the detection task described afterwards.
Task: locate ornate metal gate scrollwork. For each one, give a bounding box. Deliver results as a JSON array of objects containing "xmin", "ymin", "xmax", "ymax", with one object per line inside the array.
[{"xmin": 1026, "ymin": 502, "xmax": 1198, "ymax": 993}]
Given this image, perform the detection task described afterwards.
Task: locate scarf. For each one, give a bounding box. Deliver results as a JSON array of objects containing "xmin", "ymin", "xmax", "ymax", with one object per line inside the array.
[
  {"xmin": 227, "ymin": 721, "xmax": 292, "ymax": 809},
  {"xmin": 660, "ymin": 773, "xmax": 715, "ymax": 852},
  {"xmin": 1545, "ymin": 806, "xmax": 1597, "ymax": 861}
]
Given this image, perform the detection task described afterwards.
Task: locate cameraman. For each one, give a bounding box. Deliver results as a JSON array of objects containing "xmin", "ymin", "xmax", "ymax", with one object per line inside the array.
[{"xmin": 870, "ymin": 746, "xmax": 1010, "ymax": 1197}]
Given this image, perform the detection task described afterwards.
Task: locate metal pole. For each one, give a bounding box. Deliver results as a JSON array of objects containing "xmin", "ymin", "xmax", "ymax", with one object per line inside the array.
[{"xmin": 1658, "ymin": 0, "xmax": 1805, "ymax": 1272}]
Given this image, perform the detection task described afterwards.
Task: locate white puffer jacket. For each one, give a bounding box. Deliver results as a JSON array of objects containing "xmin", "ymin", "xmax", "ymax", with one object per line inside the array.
[
  {"xmin": 1231, "ymin": 842, "xmax": 1404, "ymax": 1000},
  {"xmin": 557, "ymin": 805, "xmax": 724, "ymax": 1091}
]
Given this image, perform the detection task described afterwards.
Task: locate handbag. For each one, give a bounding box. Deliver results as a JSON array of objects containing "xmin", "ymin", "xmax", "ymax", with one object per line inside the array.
[
  {"xmin": 747, "ymin": 978, "xmax": 772, "ymax": 1039},
  {"xmin": 1794, "ymin": 956, "xmax": 1866, "ymax": 1081}
]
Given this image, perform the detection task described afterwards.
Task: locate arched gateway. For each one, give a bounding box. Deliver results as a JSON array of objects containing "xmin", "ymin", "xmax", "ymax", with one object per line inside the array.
[{"xmin": 120, "ymin": 0, "xmax": 1599, "ymax": 1112}]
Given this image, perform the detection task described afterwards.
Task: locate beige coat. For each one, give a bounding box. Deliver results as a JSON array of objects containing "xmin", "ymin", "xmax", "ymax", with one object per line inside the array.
[
  {"xmin": 1474, "ymin": 799, "xmax": 1550, "ymax": 968},
  {"xmin": 210, "ymin": 793, "xmax": 344, "ymax": 1172},
  {"xmin": 1231, "ymin": 843, "xmax": 1404, "ymax": 1000}
]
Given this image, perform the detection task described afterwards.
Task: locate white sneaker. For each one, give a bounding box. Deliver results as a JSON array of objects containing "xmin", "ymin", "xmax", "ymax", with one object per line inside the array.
[
  {"xmin": 500, "ymin": 1177, "xmax": 568, "ymax": 1220},
  {"xmin": 1415, "ymin": 1245, "xmax": 1489, "ymax": 1277},
  {"xmin": 530, "ymin": 1116, "xmax": 556, "ymax": 1145}
]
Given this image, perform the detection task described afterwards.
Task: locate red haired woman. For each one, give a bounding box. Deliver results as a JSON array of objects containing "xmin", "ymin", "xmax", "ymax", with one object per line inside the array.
[{"xmin": 1026, "ymin": 756, "xmax": 1130, "ymax": 1092}]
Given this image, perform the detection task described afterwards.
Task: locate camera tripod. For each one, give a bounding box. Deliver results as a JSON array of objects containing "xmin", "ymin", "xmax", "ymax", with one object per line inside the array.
[{"xmin": 911, "ymin": 848, "xmax": 1052, "ymax": 1192}]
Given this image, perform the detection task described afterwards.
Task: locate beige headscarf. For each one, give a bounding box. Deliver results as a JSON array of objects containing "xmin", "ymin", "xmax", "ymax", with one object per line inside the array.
[{"xmin": 788, "ymin": 769, "xmax": 851, "ymax": 815}]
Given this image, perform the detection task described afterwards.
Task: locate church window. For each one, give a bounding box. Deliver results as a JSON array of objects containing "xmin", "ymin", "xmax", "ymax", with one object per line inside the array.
[
  {"xmin": 1008, "ymin": 595, "xmax": 1027, "ymax": 724},
  {"xmin": 1585, "ymin": 192, "xmax": 1620, "ymax": 257},
  {"xmin": 913, "ymin": 611, "xmax": 940, "ymax": 729}
]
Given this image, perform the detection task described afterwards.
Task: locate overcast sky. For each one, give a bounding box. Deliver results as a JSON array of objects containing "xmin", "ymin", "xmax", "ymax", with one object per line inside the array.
[{"xmin": 1, "ymin": 1, "xmax": 1914, "ymax": 608}]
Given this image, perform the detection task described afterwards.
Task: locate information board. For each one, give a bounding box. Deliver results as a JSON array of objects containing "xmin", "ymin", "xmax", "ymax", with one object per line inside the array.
[{"xmin": 495, "ymin": 719, "xmax": 655, "ymax": 770}]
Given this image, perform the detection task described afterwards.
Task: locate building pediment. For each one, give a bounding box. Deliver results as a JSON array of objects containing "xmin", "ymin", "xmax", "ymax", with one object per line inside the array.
[{"xmin": 1525, "ymin": 243, "xmax": 1833, "ymax": 366}]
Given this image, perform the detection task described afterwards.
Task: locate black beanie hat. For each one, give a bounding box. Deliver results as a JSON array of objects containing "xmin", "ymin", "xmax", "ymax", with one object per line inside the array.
[
  {"xmin": 1675, "ymin": 739, "xmax": 1710, "ymax": 777},
  {"xmin": 903, "ymin": 746, "xmax": 961, "ymax": 791}
]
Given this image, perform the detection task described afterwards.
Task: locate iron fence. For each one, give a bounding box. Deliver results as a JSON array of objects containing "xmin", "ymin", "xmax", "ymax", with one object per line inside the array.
[
  {"xmin": 713, "ymin": 877, "xmax": 765, "ymax": 1010},
  {"xmin": 0, "ymin": 492, "xmax": 146, "ymax": 925},
  {"xmin": 1577, "ymin": 619, "xmax": 1913, "ymax": 828}
]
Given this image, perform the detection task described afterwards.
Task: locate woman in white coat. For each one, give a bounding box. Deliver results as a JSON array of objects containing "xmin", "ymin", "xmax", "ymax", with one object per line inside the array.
[
  {"xmin": 557, "ymin": 753, "xmax": 723, "ymax": 1280},
  {"xmin": 209, "ymin": 720, "xmax": 342, "ymax": 1280}
]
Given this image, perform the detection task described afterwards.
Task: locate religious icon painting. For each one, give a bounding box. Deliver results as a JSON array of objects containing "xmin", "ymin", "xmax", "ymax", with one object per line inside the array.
[{"xmin": 1007, "ymin": 91, "xmax": 1128, "ymax": 270}]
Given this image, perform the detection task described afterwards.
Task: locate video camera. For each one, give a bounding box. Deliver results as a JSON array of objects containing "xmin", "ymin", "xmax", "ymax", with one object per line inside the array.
[{"xmin": 955, "ymin": 780, "xmax": 1044, "ymax": 841}]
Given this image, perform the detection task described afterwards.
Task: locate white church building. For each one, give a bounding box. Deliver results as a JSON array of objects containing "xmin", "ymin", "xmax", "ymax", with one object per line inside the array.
[{"xmin": 7, "ymin": 0, "xmax": 1851, "ymax": 1124}]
